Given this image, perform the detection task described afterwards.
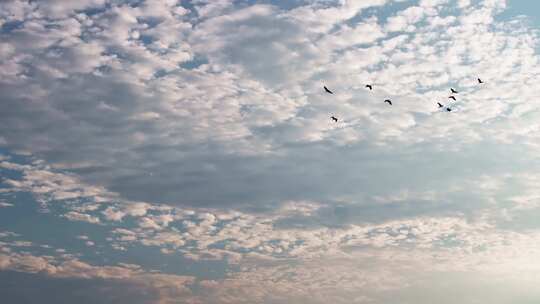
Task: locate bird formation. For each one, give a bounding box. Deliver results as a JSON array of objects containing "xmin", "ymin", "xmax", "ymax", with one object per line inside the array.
[{"xmin": 325, "ymin": 79, "xmax": 484, "ymax": 122}]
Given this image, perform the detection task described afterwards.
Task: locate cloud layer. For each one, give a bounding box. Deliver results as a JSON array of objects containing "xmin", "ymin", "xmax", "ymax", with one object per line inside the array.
[
  {"xmin": 2, "ymin": 0, "xmax": 540, "ymax": 303},
  {"xmin": 1, "ymin": 0, "xmax": 539, "ymax": 208}
]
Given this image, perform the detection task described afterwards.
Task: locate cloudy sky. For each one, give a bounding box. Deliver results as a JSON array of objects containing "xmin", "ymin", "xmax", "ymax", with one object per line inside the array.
[{"xmin": 1, "ymin": 0, "xmax": 540, "ymax": 303}]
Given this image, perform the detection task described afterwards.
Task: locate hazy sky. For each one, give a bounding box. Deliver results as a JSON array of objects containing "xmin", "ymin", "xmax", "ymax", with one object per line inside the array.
[{"xmin": 1, "ymin": 0, "xmax": 540, "ymax": 303}]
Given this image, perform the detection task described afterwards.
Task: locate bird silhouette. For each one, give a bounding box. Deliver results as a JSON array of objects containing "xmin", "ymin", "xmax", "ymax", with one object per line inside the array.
[
  {"xmin": 448, "ymin": 96, "xmax": 456, "ymax": 101},
  {"xmin": 451, "ymin": 88, "xmax": 458, "ymax": 94},
  {"xmin": 324, "ymin": 86, "xmax": 334, "ymax": 94},
  {"xmin": 446, "ymin": 107, "xmax": 452, "ymax": 112},
  {"xmin": 331, "ymin": 116, "xmax": 338, "ymax": 122},
  {"xmin": 478, "ymin": 78, "xmax": 483, "ymax": 84},
  {"xmin": 437, "ymin": 102, "xmax": 444, "ymax": 108},
  {"xmin": 365, "ymin": 84, "xmax": 373, "ymax": 90},
  {"xmin": 384, "ymin": 99, "xmax": 392, "ymax": 105}
]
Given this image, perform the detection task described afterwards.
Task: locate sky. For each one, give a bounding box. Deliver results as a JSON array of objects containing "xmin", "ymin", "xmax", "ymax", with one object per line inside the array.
[{"xmin": 1, "ymin": 0, "xmax": 540, "ymax": 303}]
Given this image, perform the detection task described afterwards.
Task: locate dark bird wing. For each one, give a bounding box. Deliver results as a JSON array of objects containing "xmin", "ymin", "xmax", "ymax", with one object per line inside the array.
[
  {"xmin": 437, "ymin": 102, "xmax": 443, "ymax": 108},
  {"xmin": 366, "ymin": 84, "xmax": 372, "ymax": 90},
  {"xmin": 449, "ymin": 96, "xmax": 456, "ymax": 101},
  {"xmin": 384, "ymin": 99, "xmax": 392, "ymax": 105},
  {"xmin": 446, "ymin": 107, "xmax": 452, "ymax": 112},
  {"xmin": 451, "ymin": 88, "xmax": 458, "ymax": 94},
  {"xmin": 478, "ymin": 78, "xmax": 483, "ymax": 83},
  {"xmin": 324, "ymin": 86, "xmax": 333, "ymax": 94}
]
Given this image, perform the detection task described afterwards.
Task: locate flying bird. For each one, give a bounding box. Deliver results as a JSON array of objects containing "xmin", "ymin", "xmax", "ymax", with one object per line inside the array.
[
  {"xmin": 446, "ymin": 107, "xmax": 452, "ymax": 112},
  {"xmin": 437, "ymin": 102, "xmax": 444, "ymax": 108},
  {"xmin": 384, "ymin": 99, "xmax": 392, "ymax": 105},
  {"xmin": 478, "ymin": 78, "xmax": 483, "ymax": 84},
  {"xmin": 448, "ymin": 96, "xmax": 456, "ymax": 101},
  {"xmin": 324, "ymin": 86, "xmax": 334, "ymax": 94},
  {"xmin": 365, "ymin": 84, "xmax": 373, "ymax": 90},
  {"xmin": 451, "ymin": 88, "xmax": 458, "ymax": 94},
  {"xmin": 331, "ymin": 116, "xmax": 338, "ymax": 122}
]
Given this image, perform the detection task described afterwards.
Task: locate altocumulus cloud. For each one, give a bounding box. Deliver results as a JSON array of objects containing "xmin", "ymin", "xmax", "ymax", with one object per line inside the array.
[{"xmin": 2, "ymin": 0, "xmax": 540, "ymax": 303}]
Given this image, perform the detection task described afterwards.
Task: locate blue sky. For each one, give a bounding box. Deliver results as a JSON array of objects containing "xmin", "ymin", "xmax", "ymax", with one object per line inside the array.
[
  {"xmin": 501, "ymin": 0, "xmax": 540, "ymax": 25},
  {"xmin": 2, "ymin": 0, "xmax": 540, "ymax": 303}
]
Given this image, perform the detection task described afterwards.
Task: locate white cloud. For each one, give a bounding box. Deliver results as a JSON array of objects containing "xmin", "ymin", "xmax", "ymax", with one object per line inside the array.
[
  {"xmin": 0, "ymin": 202, "xmax": 13, "ymax": 207},
  {"xmin": 2, "ymin": 0, "xmax": 537, "ymax": 211},
  {"xmin": 63, "ymin": 211, "xmax": 101, "ymax": 224},
  {"xmin": 0, "ymin": 250, "xmax": 196, "ymax": 302}
]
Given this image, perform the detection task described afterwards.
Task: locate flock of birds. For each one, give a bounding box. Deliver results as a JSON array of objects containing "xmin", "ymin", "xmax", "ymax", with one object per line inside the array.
[{"xmin": 324, "ymin": 78, "xmax": 485, "ymax": 123}]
